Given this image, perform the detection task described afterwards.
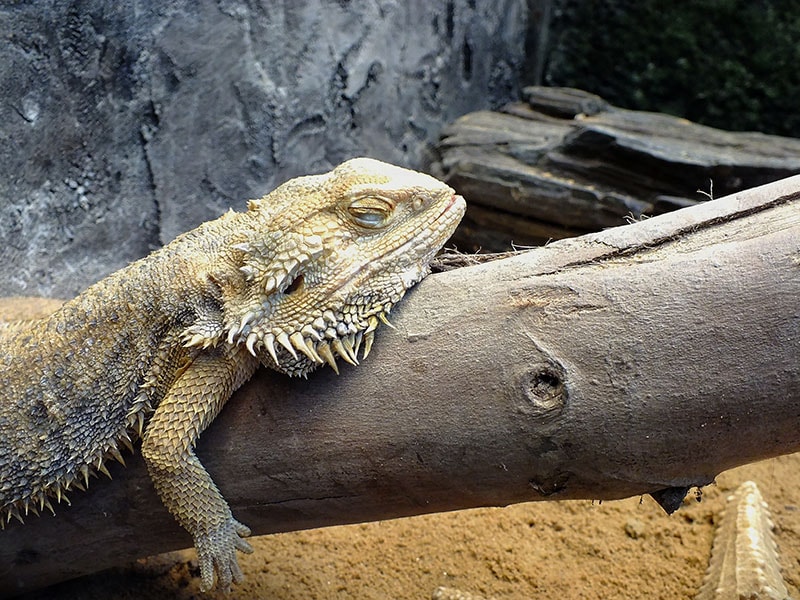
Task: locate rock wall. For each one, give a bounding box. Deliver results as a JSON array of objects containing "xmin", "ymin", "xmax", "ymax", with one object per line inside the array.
[{"xmin": 0, "ymin": 0, "xmax": 527, "ymax": 297}]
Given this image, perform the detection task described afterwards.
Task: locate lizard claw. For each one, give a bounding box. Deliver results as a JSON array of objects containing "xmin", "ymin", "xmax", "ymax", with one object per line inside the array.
[{"xmin": 196, "ymin": 517, "xmax": 253, "ymax": 591}]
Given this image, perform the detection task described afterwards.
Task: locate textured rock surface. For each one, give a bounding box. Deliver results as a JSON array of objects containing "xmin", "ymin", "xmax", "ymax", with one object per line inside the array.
[
  {"xmin": 0, "ymin": 0, "xmax": 526, "ymax": 298},
  {"xmin": 431, "ymin": 86, "xmax": 800, "ymax": 252}
]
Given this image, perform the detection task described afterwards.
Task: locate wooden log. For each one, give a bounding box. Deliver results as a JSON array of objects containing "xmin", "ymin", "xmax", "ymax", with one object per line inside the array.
[{"xmin": 1, "ymin": 175, "xmax": 798, "ymax": 596}]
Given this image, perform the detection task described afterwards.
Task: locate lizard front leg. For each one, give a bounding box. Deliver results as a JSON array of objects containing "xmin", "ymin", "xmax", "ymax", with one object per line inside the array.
[{"xmin": 141, "ymin": 345, "xmax": 259, "ymax": 591}]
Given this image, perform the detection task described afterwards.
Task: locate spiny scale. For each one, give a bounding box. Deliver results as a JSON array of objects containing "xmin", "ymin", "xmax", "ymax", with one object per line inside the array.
[
  {"xmin": 332, "ymin": 338, "xmax": 358, "ymax": 366},
  {"xmin": 238, "ymin": 311, "xmax": 383, "ymax": 373},
  {"xmin": 276, "ymin": 331, "xmax": 297, "ymax": 360},
  {"xmin": 316, "ymin": 342, "xmax": 339, "ymax": 374},
  {"xmin": 1, "ymin": 432, "xmax": 135, "ymax": 529}
]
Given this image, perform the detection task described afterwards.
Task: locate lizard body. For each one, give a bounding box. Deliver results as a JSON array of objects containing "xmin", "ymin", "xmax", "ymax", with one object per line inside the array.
[{"xmin": 0, "ymin": 158, "xmax": 465, "ymax": 590}]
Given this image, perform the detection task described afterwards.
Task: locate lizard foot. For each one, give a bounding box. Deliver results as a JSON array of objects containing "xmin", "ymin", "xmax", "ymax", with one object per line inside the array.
[{"xmin": 196, "ymin": 517, "xmax": 253, "ymax": 591}]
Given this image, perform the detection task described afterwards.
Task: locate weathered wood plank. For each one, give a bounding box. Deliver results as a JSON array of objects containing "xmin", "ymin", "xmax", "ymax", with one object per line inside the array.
[{"xmin": 432, "ymin": 86, "xmax": 800, "ymax": 252}]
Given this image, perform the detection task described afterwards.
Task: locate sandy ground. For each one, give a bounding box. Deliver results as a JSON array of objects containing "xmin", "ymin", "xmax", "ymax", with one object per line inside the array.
[
  {"xmin": 4, "ymin": 298, "xmax": 798, "ymax": 600},
  {"xmin": 17, "ymin": 453, "xmax": 799, "ymax": 600}
]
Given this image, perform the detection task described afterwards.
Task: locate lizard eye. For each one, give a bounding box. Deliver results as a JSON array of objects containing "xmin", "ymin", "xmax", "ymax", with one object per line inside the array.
[{"xmin": 346, "ymin": 196, "xmax": 395, "ymax": 229}]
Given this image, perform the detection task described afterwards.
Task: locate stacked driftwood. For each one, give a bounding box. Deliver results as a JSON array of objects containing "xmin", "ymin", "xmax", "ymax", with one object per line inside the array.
[{"xmin": 430, "ymin": 86, "xmax": 800, "ymax": 251}]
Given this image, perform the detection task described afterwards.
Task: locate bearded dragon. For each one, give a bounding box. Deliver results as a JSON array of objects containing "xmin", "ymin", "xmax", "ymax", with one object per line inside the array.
[{"xmin": 0, "ymin": 158, "xmax": 466, "ymax": 591}]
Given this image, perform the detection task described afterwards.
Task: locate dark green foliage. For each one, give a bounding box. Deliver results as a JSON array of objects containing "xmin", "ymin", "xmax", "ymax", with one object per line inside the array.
[{"xmin": 543, "ymin": 0, "xmax": 800, "ymax": 137}]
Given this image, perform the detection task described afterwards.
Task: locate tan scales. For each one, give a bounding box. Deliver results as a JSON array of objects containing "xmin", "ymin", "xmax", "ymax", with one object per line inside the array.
[{"xmin": 697, "ymin": 480, "xmax": 792, "ymax": 600}]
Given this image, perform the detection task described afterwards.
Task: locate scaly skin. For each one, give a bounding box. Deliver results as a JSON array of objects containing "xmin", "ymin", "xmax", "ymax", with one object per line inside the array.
[
  {"xmin": 696, "ymin": 481, "xmax": 791, "ymax": 600},
  {"xmin": 0, "ymin": 158, "xmax": 466, "ymax": 591}
]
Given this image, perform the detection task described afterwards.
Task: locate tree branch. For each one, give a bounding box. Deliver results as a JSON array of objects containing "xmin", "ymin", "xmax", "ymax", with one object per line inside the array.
[{"xmin": 2, "ymin": 176, "xmax": 799, "ymax": 596}]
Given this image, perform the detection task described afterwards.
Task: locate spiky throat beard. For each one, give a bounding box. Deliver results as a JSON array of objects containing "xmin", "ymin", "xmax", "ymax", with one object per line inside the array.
[{"xmin": 229, "ymin": 269, "xmax": 422, "ymax": 377}]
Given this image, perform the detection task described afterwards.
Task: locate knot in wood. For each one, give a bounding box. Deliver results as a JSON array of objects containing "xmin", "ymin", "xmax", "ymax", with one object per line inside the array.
[{"xmin": 521, "ymin": 364, "xmax": 565, "ymax": 415}]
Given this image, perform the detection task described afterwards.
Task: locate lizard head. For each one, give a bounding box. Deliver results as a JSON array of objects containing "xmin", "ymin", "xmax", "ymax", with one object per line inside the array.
[{"xmin": 215, "ymin": 158, "xmax": 465, "ymax": 376}]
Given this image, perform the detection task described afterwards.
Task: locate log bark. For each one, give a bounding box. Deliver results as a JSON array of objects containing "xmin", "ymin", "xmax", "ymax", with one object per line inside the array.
[{"xmin": 1, "ymin": 176, "xmax": 799, "ymax": 596}]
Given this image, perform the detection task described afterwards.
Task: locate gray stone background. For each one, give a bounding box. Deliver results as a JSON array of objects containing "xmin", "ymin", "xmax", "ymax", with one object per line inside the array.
[{"xmin": 0, "ymin": 0, "xmax": 528, "ymax": 297}]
